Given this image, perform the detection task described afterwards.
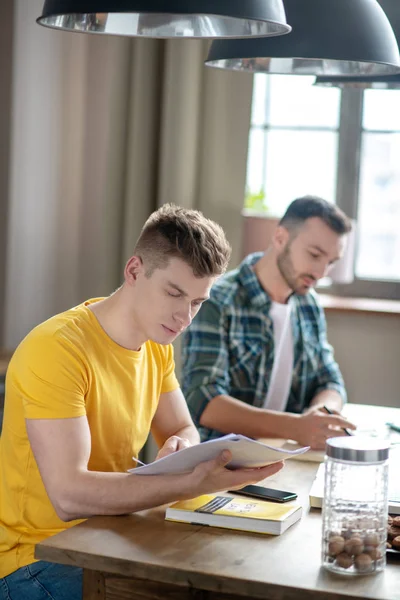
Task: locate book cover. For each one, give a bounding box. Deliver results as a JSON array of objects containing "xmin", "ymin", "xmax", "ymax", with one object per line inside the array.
[{"xmin": 165, "ymin": 494, "xmax": 302, "ymax": 535}]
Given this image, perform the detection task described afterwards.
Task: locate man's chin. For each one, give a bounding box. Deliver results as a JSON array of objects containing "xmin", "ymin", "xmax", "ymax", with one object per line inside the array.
[
  {"xmin": 150, "ymin": 335, "xmax": 175, "ymax": 346},
  {"xmin": 157, "ymin": 325, "xmax": 180, "ymax": 344},
  {"xmin": 294, "ymin": 285, "xmax": 311, "ymax": 296}
]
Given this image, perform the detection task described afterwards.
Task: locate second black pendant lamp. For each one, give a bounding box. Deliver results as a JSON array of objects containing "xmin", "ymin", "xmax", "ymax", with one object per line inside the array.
[
  {"xmin": 37, "ymin": 0, "xmax": 291, "ymax": 39},
  {"xmin": 315, "ymin": 0, "xmax": 400, "ymax": 88},
  {"xmin": 205, "ymin": 0, "xmax": 400, "ymax": 76}
]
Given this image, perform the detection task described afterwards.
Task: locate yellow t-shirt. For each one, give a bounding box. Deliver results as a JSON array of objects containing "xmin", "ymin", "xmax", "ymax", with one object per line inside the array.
[{"xmin": 0, "ymin": 299, "xmax": 179, "ymax": 577}]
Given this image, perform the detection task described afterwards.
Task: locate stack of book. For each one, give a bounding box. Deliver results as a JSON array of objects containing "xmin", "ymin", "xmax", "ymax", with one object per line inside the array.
[{"xmin": 166, "ymin": 494, "xmax": 302, "ymax": 535}]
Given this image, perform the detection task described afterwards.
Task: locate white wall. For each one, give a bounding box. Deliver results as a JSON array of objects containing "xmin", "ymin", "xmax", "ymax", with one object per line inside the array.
[{"xmin": 326, "ymin": 312, "xmax": 400, "ymax": 408}]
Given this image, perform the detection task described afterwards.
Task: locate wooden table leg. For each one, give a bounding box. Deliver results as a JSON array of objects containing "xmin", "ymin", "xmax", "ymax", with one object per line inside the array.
[
  {"xmin": 83, "ymin": 569, "xmax": 106, "ymax": 600},
  {"xmin": 87, "ymin": 573, "xmax": 271, "ymax": 600}
]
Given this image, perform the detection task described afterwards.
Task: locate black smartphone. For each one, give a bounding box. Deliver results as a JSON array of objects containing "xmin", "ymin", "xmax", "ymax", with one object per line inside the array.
[{"xmin": 228, "ymin": 485, "xmax": 298, "ymax": 503}]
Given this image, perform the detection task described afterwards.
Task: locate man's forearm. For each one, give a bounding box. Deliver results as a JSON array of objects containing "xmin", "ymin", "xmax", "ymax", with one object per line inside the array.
[
  {"xmin": 200, "ymin": 394, "xmax": 299, "ymax": 441},
  {"xmin": 57, "ymin": 425, "xmax": 200, "ymax": 521},
  {"xmin": 310, "ymin": 389, "xmax": 344, "ymax": 412},
  {"xmin": 174, "ymin": 423, "xmax": 200, "ymax": 446},
  {"xmin": 55, "ymin": 469, "xmax": 196, "ymax": 522}
]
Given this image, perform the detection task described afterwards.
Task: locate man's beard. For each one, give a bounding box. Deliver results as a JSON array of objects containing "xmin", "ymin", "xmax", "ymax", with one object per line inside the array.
[{"xmin": 276, "ymin": 243, "xmax": 315, "ymax": 295}]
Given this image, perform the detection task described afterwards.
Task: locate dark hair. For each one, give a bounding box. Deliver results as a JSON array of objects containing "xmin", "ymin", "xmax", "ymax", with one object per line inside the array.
[
  {"xmin": 134, "ymin": 203, "xmax": 231, "ymax": 278},
  {"xmin": 279, "ymin": 195, "xmax": 352, "ymax": 236}
]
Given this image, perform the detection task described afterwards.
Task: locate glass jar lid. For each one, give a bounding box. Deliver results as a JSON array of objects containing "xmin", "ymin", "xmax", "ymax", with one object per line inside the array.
[{"xmin": 326, "ymin": 437, "xmax": 389, "ymax": 463}]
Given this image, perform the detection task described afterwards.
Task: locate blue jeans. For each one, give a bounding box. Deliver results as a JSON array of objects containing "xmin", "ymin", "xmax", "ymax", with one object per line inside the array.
[{"xmin": 0, "ymin": 561, "xmax": 82, "ymax": 600}]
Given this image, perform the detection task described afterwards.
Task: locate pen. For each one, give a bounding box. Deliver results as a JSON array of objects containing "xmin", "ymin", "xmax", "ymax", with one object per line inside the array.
[
  {"xmin": 387, "ymin": 422, "xmax": 400, "ymax": 434},
  {"xmin": 131, "ymin": 457, "xmax": 147, "ymax": 467},
  {"xmin": 323, "ymin": 405, "xmax": 353, "ymax": 436}
]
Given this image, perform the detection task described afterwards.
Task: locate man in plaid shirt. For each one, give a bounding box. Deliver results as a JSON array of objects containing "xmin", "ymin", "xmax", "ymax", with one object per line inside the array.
[{"xmin": 182, "ymin": 196, "xmax": 356, "ymax": 449}]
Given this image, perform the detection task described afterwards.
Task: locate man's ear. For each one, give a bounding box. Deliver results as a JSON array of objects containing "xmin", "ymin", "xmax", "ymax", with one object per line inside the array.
[
  {"xmin": 273, "ymin": 225, "xmax": 290, "ymax": 251},
  {"xmin": 124, "ymin": 256, "xmax": 144, "ymax": 285}
]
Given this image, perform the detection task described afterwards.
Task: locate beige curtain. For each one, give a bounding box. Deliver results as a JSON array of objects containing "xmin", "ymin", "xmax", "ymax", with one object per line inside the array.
[
  {"xmin": 3, "ymin": 0, "xmax": 254, "ymax": 350},
  {"xmin": 0, "ymin": 0, "xmax": 14, "ymax": 346}
]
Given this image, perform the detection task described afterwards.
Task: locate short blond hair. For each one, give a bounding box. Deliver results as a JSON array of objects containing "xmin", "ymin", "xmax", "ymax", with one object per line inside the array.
[{"xmin": 134, "ymin": 204, "xmax": 231, "ymax": 277}]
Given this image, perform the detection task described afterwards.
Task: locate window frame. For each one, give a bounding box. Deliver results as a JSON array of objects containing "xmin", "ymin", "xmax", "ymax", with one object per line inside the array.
[
  {"xmin": 330, "ymin": 87, "xmax": 400, "ymax": 300},
  {"xmin": 248, "ymin": 79, "xmax": 400, "ymax": 301}
]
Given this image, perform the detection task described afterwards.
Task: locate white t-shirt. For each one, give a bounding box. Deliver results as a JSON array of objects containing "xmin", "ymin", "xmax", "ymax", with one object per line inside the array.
[{"xmin": 263, "ymin": 301, "xmax": 293, "ymax": 412}]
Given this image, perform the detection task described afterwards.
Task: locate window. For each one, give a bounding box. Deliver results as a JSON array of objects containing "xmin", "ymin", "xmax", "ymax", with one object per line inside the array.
[
  {"xmin": 246, "ymin": 75, "xmax": 400, "ymax": 299},
  {"xmin": 246, "ymin": 75, "xmax": 340, "ymax": 214},
  {"xmin": 357, "ymin": 90, "xmax": 400, "ymax": 283}
]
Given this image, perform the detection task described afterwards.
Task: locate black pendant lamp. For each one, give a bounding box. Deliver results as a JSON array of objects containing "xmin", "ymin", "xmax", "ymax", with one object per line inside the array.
[
  {"xmin": 315, "ymin": 0, "xmax": 400, "ymax": 89},
  {"xmin": 315, "ymin": 72, "xmax": 400, "ymax": 90},
  {"xmin": 37, "ymin": 0, "xmax": 291, "ymax": 39},
  {"xmin": 205, "ymin": 0, "xmax": 400, "ymax": 76}
]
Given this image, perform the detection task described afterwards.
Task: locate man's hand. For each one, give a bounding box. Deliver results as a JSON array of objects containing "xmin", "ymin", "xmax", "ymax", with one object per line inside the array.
[
  {"xmin": 185, "ymin": 451, "xmax": 285, "ymax": 498},
  {"xmin": 156, "ymin": 435, "xmax": 192, "ymax": 460},
  {"xmin": 294, "ymin": 407, "xmax": 356, "ymax": 450}
]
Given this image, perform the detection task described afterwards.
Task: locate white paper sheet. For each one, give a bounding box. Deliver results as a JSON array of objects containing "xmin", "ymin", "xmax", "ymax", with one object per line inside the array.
[{"xmin": 129, "ymin": 434, "xmax": 310, "ymax": 476}]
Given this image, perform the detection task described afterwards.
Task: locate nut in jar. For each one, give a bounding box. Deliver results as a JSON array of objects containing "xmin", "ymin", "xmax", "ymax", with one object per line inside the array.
[
  {"xmin": 322, "ymin": 437, "xmax": 389, "ymax": 576},
  {"xmin": 324, "ymin": 526, "xmax": 385, "ymax": 574}
]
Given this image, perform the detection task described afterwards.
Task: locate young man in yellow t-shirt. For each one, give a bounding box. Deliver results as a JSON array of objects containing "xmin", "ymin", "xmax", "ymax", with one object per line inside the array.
[{"xmin": 0, "ymin": 204, "xmax": 284, "ymax": 600}]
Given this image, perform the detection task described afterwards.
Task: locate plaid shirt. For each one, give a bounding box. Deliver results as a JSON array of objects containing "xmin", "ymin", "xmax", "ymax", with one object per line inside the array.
[{"xmin": 181, "ymin": 253, "xmax": 346, "ymax": 441}]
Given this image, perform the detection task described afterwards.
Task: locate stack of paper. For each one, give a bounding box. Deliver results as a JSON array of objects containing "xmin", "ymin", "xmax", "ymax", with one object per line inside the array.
[{"xmin": 130, "ymin": 433, "xmax": 310, "ymax": 476}]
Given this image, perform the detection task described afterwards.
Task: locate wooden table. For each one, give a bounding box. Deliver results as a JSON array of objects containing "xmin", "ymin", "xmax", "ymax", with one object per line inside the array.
[{"xmin": 36, "ymin": 405, "xmax": 400, "ymax": 600}]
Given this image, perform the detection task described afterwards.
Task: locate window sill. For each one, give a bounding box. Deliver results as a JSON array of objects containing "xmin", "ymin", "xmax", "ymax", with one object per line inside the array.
[{"xmin": 319, "ymin": 294, "xmax": 400, "ymax": 316}]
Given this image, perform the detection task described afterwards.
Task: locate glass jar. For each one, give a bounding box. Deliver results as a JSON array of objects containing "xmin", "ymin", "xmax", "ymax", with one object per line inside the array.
[{"xmin": 322, "ymin": 437, "xmax": 389, "ymax": 575}]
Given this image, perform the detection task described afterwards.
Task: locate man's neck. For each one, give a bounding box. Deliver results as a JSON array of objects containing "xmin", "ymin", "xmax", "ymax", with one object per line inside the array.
[
  {"xmin": 89, "ymin": 289, "xmax": 145, "ymax": 351},
  {"xmin": 253, "ymin": 251, "xmax": 292, "ymax": 304}
]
